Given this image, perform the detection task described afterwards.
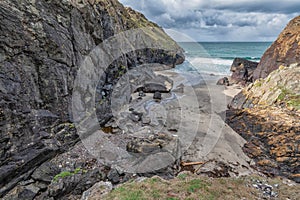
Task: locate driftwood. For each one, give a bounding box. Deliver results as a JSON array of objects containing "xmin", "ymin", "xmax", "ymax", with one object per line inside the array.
[{"xmin": 181, "ymin": 161, "xmax": 205, "ymax": 167}]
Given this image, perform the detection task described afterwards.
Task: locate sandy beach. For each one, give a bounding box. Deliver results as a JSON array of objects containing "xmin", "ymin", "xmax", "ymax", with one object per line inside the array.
[
  {"xmin": 95, "ymin": 67, "xmax": 255, "ymax": 176},
  {"xmin": 155, "ymin": 70, "xmax": 254, "ymax": 176}
]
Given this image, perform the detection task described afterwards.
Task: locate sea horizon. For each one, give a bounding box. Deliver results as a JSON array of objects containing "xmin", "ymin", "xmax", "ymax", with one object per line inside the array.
[{"xmin": 176, "ymin": 41, "xmax": 272, "ymax": 75}]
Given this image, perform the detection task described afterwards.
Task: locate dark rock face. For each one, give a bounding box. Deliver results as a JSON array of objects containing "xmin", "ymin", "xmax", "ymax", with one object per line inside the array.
[
  {"xmin": 253, "ymin": 15, "xmax": 300, "ymax": 80},
  {"xmin": 0, "ymin": 0, "xmax": 184, "ymax": 198},
  {"xmin": 31, "ymin": 162, "xmax": 60, "ymax": 184},
  {"xmin": 230, "ymin": 58, "xmax": 258, "ymax": 85}
]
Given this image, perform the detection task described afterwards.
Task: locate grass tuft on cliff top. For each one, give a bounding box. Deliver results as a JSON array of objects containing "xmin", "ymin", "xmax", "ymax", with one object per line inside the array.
[{"xmin": 102, "ymin": 174, "xmax": 300, "ymax": 200}]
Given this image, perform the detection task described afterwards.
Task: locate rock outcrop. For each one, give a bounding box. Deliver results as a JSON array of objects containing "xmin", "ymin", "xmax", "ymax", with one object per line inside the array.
[
  {"xmin": 253, "ymin": 15, "xmax": 300, "ymax": 80},
  {"xmin": 0, "ymin": 0, "xmax": 184, "ymax": 198},
  {"xmin": 230, "ymin": 58, "xmax": 258, "ymax": 85},
  {"xmin": 227, "ymin": 64, "xmax": 300, "ymax": 183},
  {"xmin": 229, "ymin": 64, "xmax": 300, "ymax": 110}
]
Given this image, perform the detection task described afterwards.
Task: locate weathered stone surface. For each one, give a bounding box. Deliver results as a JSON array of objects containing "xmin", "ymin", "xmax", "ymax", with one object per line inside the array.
[
  {"xmin": 109, "ymin": 66, "xmax": 174, "ymax": 119},
  {"xmin": 80, "ymin": 181, "xmax": 112, "ymax": 200},
  {"xmin": 31, "ymin": 162, "xmax": 60, "ymax": 184},
  {"xmin": 33, "ymin": 142, "xmax": 107, "ymax": 199},
  {"xmin": 230, "ymin": 58, "xmax": 258, "ymax": 85},
  {"xmin": 128, "ymin": 111, "xmax": 143, "ymax": 122},
  {"xmin": 229, "ymin": 63, "xmax": 300, "ymax": 110},
  {"xmin": 3, "ymin": 184, "xmax": 40, "ymax": 200},
  {"xmin": 107, "ymin": 168, "xmax": 122, "ymax": 184},
  {"xmin": 36, "ymin": 168, "xmax": 103, "ymax": 199},
  {"xmin": 0, "ymin": 0, "xmax": 184, "ymax": 198},
  {"xmin": 253, "ymin": 15, "xmax": 300, "ymax": 80},
  {"xmin": 126, "ymin": 132, "xmax": 179, "ymax": 155},
  {"xmin": 143, "ymin": 82, "xmax": 169, "ymax": 93}
]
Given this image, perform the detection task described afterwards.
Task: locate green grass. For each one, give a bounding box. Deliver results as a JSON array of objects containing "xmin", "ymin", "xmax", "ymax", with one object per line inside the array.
[
  {"xmin": 287, "ymin": 98, "xmax": 300, "ymax": 109},
  {"xmin": 151, "ymin": 189, "xmax": 161, "ymax": 199},
  {"xmin": 103, "ymin": 175, "xmax": 300, "ymax": 200},
  {"xmin": 177, "ymin": 173, "xmax": 188, "ymax": 180},
  {"xmin": 123, "ymin": 190, "xmax": 144, "ymax": 200},
  {"xmin": 277, "ymin": 86, "xmax": 300, "ymax": 109},
  {"xmin": 254, "ymin": 80, "xmax": 263, "ymax": 87},
  {"xmin": 53, "ymin": 168, "xmax": 84, "ymax": 182},
  {"xmin": 187, "ymin": 179, "xmax": 208, "ymax": 192},
  {"xmin": 148, "ymin": 177, "xmax": 159, "ymax": 184},
  {"xmin": 111, "ymin": 186, "xmax": 146, "ymax": 200}
]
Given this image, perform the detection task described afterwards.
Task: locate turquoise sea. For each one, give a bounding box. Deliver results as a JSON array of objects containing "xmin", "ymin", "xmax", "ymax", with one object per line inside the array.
[{"xmin": 176, "ymin": 42, "xmax": 272, "ymax": 75}]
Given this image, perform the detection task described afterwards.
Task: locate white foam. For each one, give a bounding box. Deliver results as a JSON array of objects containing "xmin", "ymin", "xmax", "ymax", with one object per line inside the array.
[{"xmin": 188, "ymin": 57, "xmax": 233, "ymax": 66}]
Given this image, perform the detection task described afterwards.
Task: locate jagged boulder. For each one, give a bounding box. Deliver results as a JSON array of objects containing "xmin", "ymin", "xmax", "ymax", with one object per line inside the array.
[{"xmin": 253, "ymin": 15, "xmax": 300, "ymax": 80}]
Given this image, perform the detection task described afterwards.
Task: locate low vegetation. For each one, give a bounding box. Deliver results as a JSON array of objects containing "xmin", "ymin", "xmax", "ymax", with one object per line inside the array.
[
  {"xmin": 277, "ymin": 86, "xmax": 300, "ymax": 109},
  {"xmin": 53, "ymin": 168, "xmax": 86, "ymax": 182},
  {"xmin": 103, "ymin": 174, "xmax": 300, "ymax": 200}
]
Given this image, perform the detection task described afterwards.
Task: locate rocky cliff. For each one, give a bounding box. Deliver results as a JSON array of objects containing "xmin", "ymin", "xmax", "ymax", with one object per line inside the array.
[
  {"xmin": 0, "ymin": 0, "xmax": 184, "ymax": 198},
  {"xmin": 253, "ymin": 15, "xmax": 300, "ymax": 80},
  {"xmin": 227, "ymin": 64, "xmax": 300, "ymax": 182},
  {"xmin": 227, "ymin": 16, "xmax": 300, "ymax": 183}
]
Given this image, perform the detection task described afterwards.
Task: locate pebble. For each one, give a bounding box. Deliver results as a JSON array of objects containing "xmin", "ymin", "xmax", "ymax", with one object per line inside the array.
[
  {"xmin": 251, "ymin": 179, "xmax": 278, "ymax": 198},
  {"xmin": 138, "ymin": 91, "xmax": 146, "ymax": 97}
]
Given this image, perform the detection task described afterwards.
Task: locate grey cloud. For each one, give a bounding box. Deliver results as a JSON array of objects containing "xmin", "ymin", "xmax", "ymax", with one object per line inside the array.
[
  {"xmin": 213, "ymin": 1, "xmax": 300, "ymax": 14},
  {"xmin": 119, "ymin": 0, "xmax": 300, "ymax": 41}
]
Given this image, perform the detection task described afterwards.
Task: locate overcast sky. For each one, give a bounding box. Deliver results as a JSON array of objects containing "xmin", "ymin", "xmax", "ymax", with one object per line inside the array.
[{"xmin": 119, "ymin": 0, "xmax": 300, "ymax": 41}]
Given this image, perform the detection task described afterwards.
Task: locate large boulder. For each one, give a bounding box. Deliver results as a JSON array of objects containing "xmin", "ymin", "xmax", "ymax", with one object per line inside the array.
[
  {"xmin": 253, "ymin": 15, "xmax": 300, "ymax": 80},
  {"xmin": 230, "ymin": 58, "xmax": 258, "ymax": 85}
]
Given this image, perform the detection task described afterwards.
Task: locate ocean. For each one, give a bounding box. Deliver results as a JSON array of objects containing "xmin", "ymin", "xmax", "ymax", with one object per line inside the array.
[{"xmin": 176, "ymin": 42, "xmax": 272, "ymax": 75}]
